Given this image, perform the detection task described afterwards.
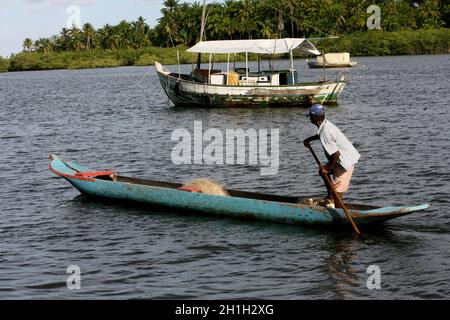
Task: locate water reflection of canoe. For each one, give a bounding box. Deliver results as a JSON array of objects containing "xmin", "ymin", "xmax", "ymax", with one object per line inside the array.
[{"xmin": 49, "ymin": 155, "xmax": 429, "ymax": 229}]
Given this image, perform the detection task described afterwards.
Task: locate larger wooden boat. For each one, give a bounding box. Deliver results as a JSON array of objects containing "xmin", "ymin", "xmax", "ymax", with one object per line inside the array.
[
  {"xmin": 155, "ymin": 38, "xmax": 346, "ymax": 107},
  {"xmin": 49, "ymin": 155, "xmax": 429, "ymax": 229}
]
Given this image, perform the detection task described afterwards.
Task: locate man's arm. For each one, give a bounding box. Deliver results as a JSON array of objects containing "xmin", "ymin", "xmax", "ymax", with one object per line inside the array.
[
  {"xmin": 303, "ymin": 134, "xmax": 319, "ymax": 148},
  {"xmin": 321, "ymin": 150, "xmax": 340, "ymax": 174}
]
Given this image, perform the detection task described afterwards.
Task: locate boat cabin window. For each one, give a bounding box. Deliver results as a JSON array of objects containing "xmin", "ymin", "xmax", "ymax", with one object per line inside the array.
[
  {"xmin": 234, "ymin": 67, "xmax": 249, "ymax": 75},
  {"xmin": 279, "ymin": 72, "xmax": 288, "ymax": 85}
]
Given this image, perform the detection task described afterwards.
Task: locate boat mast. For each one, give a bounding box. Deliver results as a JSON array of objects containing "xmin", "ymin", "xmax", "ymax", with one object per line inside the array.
[{"xmin": 197, "ymin": 0, "xmax": 207, "ymax": 70}]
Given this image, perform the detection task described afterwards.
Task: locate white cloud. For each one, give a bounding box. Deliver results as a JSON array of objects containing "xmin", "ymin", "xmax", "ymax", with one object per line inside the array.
[
  {"xmin": 24, "ymin": 0, "xmax": 96, "ymax": 4},
  {"xmin": 0, "ymin": 0, "xmax": 15, "ymax": 9},
  {"xmin": 0, "ymin": 27, "xmax": 21, "ymax": 57},
  {"xmin": 23, "ymin": 0, "xmax": 97, "ymax": 11}
]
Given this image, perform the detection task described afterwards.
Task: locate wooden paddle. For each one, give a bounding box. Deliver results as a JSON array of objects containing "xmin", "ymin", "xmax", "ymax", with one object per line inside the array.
[{"xmin": 307, "ymin": 145, "xmax": 361, "ymax": 235}]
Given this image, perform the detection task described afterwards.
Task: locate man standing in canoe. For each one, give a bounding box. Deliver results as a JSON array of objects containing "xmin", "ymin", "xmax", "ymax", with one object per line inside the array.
[{"xmin": 303, "ymin": 104, "xmax": 360, "ymax": 208}]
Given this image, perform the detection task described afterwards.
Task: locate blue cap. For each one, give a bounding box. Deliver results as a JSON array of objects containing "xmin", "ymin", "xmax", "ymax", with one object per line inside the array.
[{"xmin": 306, "ymin": 104, "xmax": 326, "ymax": 117}]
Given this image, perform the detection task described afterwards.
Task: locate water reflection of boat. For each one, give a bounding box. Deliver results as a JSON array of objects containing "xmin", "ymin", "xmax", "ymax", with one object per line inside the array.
[
  {"xmin": 49, "ymin": 155, "xmax": 430, "ymax": 229},
  {"xmin": 155, "ymin": 38, "xmax": 347, "ymax": 107}
]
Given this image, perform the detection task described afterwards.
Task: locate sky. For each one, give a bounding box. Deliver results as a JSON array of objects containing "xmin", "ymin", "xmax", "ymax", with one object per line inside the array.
[{"xmin": 0, "ymin": 0, "xmax": 187, "ymax": 57}]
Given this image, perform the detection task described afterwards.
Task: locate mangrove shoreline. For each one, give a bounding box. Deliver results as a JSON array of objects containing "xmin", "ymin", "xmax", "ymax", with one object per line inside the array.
[{"xmin": 1, "ymin": 29, "xmax": 449, "ymax": 73}]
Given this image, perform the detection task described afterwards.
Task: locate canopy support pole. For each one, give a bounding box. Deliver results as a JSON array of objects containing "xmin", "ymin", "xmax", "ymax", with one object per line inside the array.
[
  {"xmin": 177, "ymin": 50, "xmax": 181, "ymax": 80},
  {"xmin": 271, "ymin": 54, "xmax": 274, "ymax": 73},
  {"xmin": 258, "ymin": 55, "xmax": 260, "ymax": 73},
  {"xmin": 245, "ymin": 52, "xmax": 249, "ymax": 85},
  {"xmin": 290, "ymin": 49, "xmax": 295, "ymax": 84},
  {"xmin": 322, "ymin": 51, "xmax": 327, "ymax": 82},
  {"xmin": 226, "ymin": 53, "xmax": 230, "ymax": 85},
  {"xmin": 208, "ymin": 53, "xmax": 212, "ymax": 84},
  {"xmin": 196, "ymin": 53, "xmax": 201, "ymax": 70}
]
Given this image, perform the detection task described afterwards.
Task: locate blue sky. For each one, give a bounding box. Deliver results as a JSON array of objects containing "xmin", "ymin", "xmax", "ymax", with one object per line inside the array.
[{"xmin": 0, "ymin": 0, "xmax": 189, "ymax": 57}]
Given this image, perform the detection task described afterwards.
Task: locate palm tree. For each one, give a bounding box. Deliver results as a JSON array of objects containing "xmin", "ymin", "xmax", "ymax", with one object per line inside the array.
[
  {"xmin": 97, "ymin": 24, "xmax": 114, "ymax": 49},
  {"xmin": 237, "ymin": 0, "xmax": 257, "ymax": 39},
  {"xmin": 103, "ymin": 31, "xmax": 121, "ymax": 50},
  {"xmin": 417, "ymin": 0, "xmax": 443, "ymax": 28},
  {"xmin": 223, "ymin": 0, "xmax": 241, "ymax": 39},
  {"xmin": 58, "ymin": 28, "xmax": 71, "ymax": 50},
  {"xmin": 162, "ymin": 0, "xmax": 179, "ymax": 14},
  {"xmin": 158, "ymin": 0, "xmax": 180, "ymax": 46},
  {"xmin": 328, "ymin": 2, "xmax": 346, "ymax": 34},
  {"xmin": 42, "ymin": 39, "xmax": 53, "ymax": 54},
  {"xmin": 135, "ymin": 16, "xmax": 147, "ymax": 32},
  {"xmin": 131, "ymin": 17, "xmax": 151, "ymax": 48},
  {"xmin": 279, "ymin": 0, "xmax": 296, "ymax": 37},
  {"xmin": 34, "ymin": 38, "xmax": 53, "ymax": 53},
  {"xmin": 345, "ymin": 0, "xmax": 369, "ymax": 32},
  {"xmin": 175, "ymin": 28, "xmax": 191, "ymax": 46},
  {"xmin": 23, "ymin": 38, "xmax": 34, "ymax": 52},
  {"xmin": 69, "ymin": 27, "xmax": 85, "ymax": 51},
  {"xmin": 259, "ymin": 19, "xmax": 277, "ymax": 39},
  {"xmin": 442, "ymin": 1, "xmax": 450, "ymax": 28},
  {"xmin": 396, "ymin": 1, "xmax": 418, "ymax": 30},
  {"xmin": 17, "ymin": 0, "xmax": 449, "ymax": 52},
  {"xmin": 82, "ymin": 23, "xmax": 95, "ymax": 50}
]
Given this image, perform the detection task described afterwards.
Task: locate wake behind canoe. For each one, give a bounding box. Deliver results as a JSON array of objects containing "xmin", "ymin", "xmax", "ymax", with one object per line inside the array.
[{"xmin": 49, "ymin": 155, "xmax": 430, "ymax": 228}]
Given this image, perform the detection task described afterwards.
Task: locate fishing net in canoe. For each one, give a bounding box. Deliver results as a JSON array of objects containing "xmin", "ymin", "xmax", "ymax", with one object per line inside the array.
[{"xmin": 178, "ymin": 178, "xmax": 230, "ymax": 196}]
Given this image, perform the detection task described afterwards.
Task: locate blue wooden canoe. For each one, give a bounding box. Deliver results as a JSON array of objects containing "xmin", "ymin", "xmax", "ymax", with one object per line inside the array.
[{"xmin": 49, "ymin": 155, "xmax": 430, "ymax": 228}]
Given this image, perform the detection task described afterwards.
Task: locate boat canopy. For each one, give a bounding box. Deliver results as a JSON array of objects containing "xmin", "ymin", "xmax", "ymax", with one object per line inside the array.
[{"xmin": 187, "ymin": 38, "xmax": 321, "ymax": 55}]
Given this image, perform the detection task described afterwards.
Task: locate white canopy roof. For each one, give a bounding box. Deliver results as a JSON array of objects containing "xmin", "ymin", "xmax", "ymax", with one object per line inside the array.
[{"xmin": 187, "ymin": 38, "xmax": 321, "ymax": 55}]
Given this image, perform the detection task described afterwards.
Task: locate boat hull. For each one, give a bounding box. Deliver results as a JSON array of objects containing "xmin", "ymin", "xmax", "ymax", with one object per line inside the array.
[
  {"xmin": 156, "ymin": 64, "xmax": 346, "ymax": 108},
  {"xmin": 307, "ymin": 61, "xmax": 358, "ymax": 68},
  {"xmin": 49, "ymin": 155, "xmax": 430, "ymax": 229}
]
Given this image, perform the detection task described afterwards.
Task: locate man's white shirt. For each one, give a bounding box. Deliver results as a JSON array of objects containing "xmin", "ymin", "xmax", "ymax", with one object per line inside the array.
[{"xmin": 317, "ymin": 119, "xmax": 360, "ymax": 170}]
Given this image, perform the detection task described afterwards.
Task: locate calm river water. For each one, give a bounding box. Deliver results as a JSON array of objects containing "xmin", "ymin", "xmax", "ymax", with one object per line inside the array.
[{"xmin": 0, "ymin": 55, "xmax": 449, "ymax": 299}]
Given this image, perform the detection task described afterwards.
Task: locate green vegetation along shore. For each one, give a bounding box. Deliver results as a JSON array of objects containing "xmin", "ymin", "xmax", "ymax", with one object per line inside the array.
[
  {"xmin": 1, "ymin": 0, "xmax": 449, "ymax": 72},
  {"xmin": 0, "ymin": 56, "xmax": 11, "ymax": 72},
  {"xmin": 2, "ymin": 29, "xmax": 449, "ymax": 72}
]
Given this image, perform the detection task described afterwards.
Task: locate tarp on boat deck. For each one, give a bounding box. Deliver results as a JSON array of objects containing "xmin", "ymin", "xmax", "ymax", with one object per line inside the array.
[{"xmin": 187, "ymin": 38, "xmax": 321, "ymax": 55}]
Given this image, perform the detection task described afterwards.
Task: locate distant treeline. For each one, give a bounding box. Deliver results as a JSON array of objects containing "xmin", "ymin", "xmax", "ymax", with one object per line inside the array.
[
  {"xmin": 319, "ymin": 28, "xmax": 450, "ymax": 56},
  {"xmin": 17, "ymin": 0, "xmax": 450, "ymax": 52},
  {"xmin": 1, "ymin": 0, "xmax": 449, "ymax": 72},
  {"xmin": 152, "ymin": 0, "xmax": 449, "ymax": 46},
  {"xmin": 2, "ymin": 29, "xmax": 448, "ymax": 72}
]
